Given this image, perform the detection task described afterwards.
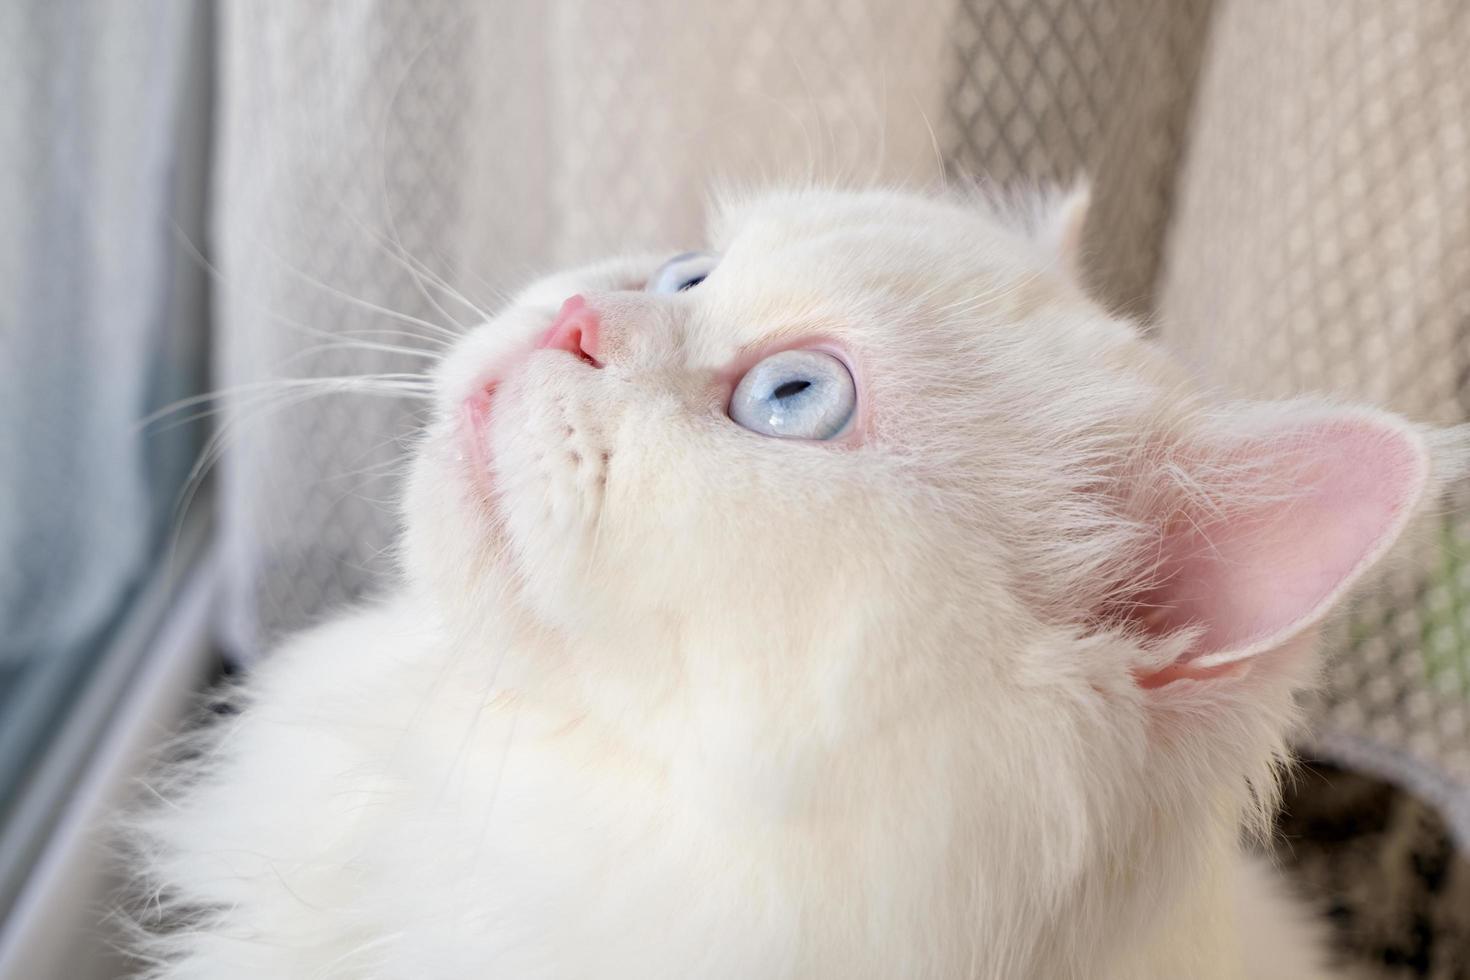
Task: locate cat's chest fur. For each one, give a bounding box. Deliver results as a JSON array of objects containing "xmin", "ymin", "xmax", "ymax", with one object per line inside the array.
[
  {"xmin": 179, "ymin": 605, "xmax": 944, "ymax": 978},
  {"xmin": 149, "ymin": 601, "xmax": 1323, "ymax": 980}
]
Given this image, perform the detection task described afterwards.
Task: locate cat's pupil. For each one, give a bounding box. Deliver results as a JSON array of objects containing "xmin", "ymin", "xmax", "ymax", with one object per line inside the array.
[
  {"xmin": 772, "ymin": 379, "xmax": 810, "ymax": 400},
  {"xmin": 677, "ymin": 275, "xmax": 706, "ymax": 291}
]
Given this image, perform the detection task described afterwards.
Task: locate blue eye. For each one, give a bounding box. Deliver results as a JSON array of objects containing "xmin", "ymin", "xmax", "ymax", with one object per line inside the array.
[
  {"xmin": 647, "ymin": 251, "xmax": 718, "ymax": 294},
  {"xmin": 729, "ymin": 349, "xmax": 856, "ymax": 440}
]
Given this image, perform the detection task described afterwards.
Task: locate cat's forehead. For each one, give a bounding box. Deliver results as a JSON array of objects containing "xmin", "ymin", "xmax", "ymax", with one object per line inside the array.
[
  {"xmin": 693, "ymin": 188, "xmax": 1068, "ymax": 353},
  {"xmin": 708, "ymin": 188, "xmax": 1048, "ymax": 300}
]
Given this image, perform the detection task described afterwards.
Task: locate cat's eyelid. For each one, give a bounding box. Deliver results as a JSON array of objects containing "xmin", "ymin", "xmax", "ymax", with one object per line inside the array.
[
  {"xmin": 645, "ymin": 251, "xmax": 718, "ymax": 294},
  {"xmin": 725, "ymin": 334, "xmax": 851, "ymax": 381},
  {"xmin": 734, "ymin": 320, "xmax": 847, "ymax": 358}
]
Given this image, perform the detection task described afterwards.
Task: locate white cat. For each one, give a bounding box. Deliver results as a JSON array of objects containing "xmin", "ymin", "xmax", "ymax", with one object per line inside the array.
[{"xmin": 131, "ymin": 185, "xmax": 1463, "ymax": 978}]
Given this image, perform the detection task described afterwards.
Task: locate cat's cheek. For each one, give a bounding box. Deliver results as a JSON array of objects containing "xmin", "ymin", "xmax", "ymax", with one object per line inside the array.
[{"xmin": 825, "ymin": 413, "xmax": 874, "ymax": 448}]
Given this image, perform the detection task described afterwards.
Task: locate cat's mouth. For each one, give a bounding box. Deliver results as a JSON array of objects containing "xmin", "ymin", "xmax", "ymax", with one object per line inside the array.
[
  {"xmin": 452, "ymin": 345, "xmax": 612, "ymax": 532},
  {"xmin": 459, "ymin": 381, "xmax": 499, "ymax": 500}
]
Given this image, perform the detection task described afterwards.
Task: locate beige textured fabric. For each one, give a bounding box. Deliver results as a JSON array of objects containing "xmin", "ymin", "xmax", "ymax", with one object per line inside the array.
[
  {"xmin": 945, "ymin": 0, "xmax": 1215, "ymax": 317},
  {"xmin": 1158, "ymin": 0, "xmax": 1470, "ymax": 838}
]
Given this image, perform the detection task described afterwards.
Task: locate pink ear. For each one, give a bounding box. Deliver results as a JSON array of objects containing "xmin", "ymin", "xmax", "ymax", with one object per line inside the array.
[{"xmin": 1133, "ymin": 412, "xmax": 1428, "ymax": 687}]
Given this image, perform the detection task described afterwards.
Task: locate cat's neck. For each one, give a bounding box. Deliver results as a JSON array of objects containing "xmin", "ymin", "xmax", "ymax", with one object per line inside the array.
[
  {"xmin": 503, "ymin": 679, "xmax": 1258, "ymax": 976},
  {"xmin": 428, "ymin": 601, "xmax": 1270, "ymax": 978}
]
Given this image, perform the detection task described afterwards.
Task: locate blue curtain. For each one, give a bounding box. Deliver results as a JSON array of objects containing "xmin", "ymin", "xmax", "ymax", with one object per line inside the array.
[{"xmin": 0, "ymin": 0, "xmax": 208, "ymax": 798}]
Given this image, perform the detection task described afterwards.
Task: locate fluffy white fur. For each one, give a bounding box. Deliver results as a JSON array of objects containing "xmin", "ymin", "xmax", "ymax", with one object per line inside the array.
[{"xmin": 128, "ymin": 186, "xmax": 1462, "ymax": 979}]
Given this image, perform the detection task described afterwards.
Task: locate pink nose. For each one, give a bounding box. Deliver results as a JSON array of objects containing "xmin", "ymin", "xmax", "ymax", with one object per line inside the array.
[{"xmin": 537, "ymin": 295, "xmax": 601, "ymax": 366}]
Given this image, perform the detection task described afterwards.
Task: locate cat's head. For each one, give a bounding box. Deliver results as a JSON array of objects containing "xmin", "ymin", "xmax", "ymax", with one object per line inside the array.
[
  {"xmin": 404, "ymin": 185, "xmax": 1438, "ymax": 954},
  {"xmin": 409, "ymin": 183, "xmax": 1429, "ymax": 700}
]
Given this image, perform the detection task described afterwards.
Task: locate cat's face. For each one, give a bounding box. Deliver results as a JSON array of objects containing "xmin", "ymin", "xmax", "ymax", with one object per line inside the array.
[
  {"xmin": 408, "ymin": 190, "xmax": 1152, "ymax": 706},
  {"xmin": 408, "ymin": 185, "xmax": 1427, "ymax": 725}
]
